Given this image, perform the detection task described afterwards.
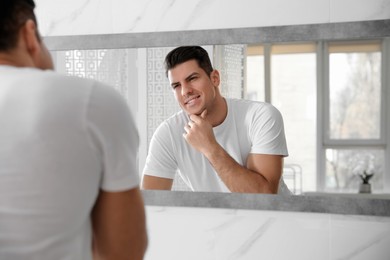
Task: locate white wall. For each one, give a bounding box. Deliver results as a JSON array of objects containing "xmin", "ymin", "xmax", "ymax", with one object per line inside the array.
[{"xmin": 35, "ymin": 0, "xmax": 390, "ymax": 37}]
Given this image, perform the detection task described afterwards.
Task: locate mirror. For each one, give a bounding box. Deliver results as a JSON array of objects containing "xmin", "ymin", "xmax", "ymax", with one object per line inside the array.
[{"xmin": 45, "ymin": 19, "xmax": 390, "ymax": 194}]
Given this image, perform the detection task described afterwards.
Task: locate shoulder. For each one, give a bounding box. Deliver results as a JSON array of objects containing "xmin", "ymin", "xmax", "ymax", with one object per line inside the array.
[
  {"xmin": 35, "ymin": 70, "xmax": 131, "ymax": 124},
  {"xmin": 45, "ymin": 70, "xmax": 126, "ymax": 106},
  {"xmin": 161, "ymin": 110, "xmax": 187, "ymax": 129},
  {"xmin": 227, "ymin": 98, "xmax": 281, "ymax": 118},
  {"xmin": 33, "ymin": 68, "xmax": 94, "ymax": 86},
  {"xmin": 31, "ymin": 68, "xmax": 118, "ymax": 95},
  {"xmin": 3, "ymin": 66, "xmax": 118, "ymax": 97},
  {"xmin": 151, "ymin": 110, "xmax": 187, "ymax": 140}
]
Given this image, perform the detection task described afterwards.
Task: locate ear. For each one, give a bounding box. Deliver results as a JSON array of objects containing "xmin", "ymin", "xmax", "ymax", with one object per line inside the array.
[
  {"xmin": 19, "ymin": 19, "xmax": 53, "ymax": 69},
  {"xmin": 210, "ymin": 69, "xmax": 220, "ymax": 87},
  {"xmin": 22, "ymin": 19, "xmax": 41, "ymax": 60}
]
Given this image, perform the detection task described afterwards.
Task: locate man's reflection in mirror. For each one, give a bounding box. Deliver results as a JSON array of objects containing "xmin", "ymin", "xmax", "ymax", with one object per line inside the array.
[{"xmin": 142, "ymin": 46, "xmax": 290, "ymax": 194}]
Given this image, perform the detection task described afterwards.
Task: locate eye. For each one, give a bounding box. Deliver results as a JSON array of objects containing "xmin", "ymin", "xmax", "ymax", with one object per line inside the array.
[{"xmin": 172, "ymin": 84, "xmax": 180, "ymax": 90}]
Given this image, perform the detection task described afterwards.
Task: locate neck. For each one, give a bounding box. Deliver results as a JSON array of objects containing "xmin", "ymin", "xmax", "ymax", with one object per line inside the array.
[
  {"xmin": 0, "ymin": 54, "xmax": 16, "ymax": 66},
  {"xmin": 207, "ymin": 96, "xmax": 227, "ymax": 127},
  {"xmin": 0, "ymin": 51, "xmax": 34, "ymax": 68}
]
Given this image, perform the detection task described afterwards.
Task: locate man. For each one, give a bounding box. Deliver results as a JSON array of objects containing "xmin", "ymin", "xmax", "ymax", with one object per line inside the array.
[
  {"xmin": 142, "ymin": 46, "xmax": 290, "ymax": 194},
  {"xmin": 0, "ymin": 1, "xmax": 147, "ymax": 259}
]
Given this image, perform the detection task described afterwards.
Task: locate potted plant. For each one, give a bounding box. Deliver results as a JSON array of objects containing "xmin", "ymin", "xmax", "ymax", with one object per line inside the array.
[{"xmin": 358, "ymin": 170, "xmax": 374, "ymax": 193}]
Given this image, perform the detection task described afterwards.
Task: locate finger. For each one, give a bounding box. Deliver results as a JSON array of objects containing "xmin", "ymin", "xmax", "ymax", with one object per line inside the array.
[
  {"xmin": 190, "ymin": 109, "xmax": 207, "ymax": 123},
  {"xmin": 190, "ymin": 113, "xmax": 205, "ymax": 124},
  {"xmin": 183, "ymin": 124, "xmax": 191, "ymax": 133}
]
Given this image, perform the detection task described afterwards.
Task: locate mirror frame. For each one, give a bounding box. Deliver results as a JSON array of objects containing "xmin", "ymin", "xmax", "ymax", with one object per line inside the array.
[
  {"xmin": 45, "ymin": 19, "xmax": 390, "ymax": 50},
  {"xmin": 44, "ymin": 20, "xmax": 390, "ymax": 211}
]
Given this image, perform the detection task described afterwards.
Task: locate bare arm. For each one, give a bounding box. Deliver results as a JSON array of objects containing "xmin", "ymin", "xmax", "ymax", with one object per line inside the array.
[
  {"xmin": 206, "ymin": 146, "xmax": 283, "ymax": 193},
  {"xmin": 92, "ymin": 187, "xmax": 148, "ymax": 260},
  {"xmin": 141, "ymin": 175, "xmax": 173, "ymax": 190},
  {"xmin": 184, "ymin": 111, "xmax": 283, "ymax": 193}
]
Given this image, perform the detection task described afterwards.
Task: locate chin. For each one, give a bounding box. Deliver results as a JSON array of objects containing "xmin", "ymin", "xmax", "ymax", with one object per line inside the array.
[
  {"xmin": 181, "ymin": 102, "xmax": 205, "ymax": 116},
  {"xmin": 190, "ymin": 109, "xmax": 205, "ymax": 116},
  {"xmin": 195, "ymin": 110, "xmax": 204, "ymax": 116}
]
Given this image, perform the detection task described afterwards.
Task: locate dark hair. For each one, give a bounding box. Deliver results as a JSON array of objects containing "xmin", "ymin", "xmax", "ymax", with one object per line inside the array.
[
  {"xmin": 164, "ymin": 46, "xmax": 214, "ymax": 77},
  {"xmin": 0, "ymin": 0, "xmax": 38, "ymax": 51}
]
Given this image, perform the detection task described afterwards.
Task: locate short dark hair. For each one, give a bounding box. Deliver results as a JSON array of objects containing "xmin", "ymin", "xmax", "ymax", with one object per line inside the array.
[
  {"xmin": 0, "ymin": 0, "xmax": 38, "ymax": 51},
  {"xmin": 164, "ymin": 46, "xmax": 214, "ymax": 77}
]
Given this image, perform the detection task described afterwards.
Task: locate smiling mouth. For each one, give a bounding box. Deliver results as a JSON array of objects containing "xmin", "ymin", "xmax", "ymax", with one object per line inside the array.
[{"xmin": 184, "ymin": 95, "xmax": 200, "ymax": 105}]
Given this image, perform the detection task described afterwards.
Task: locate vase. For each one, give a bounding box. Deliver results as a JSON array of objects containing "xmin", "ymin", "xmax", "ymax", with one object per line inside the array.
[{"xmin": 359, "ymin": 183, "xmax": 371, "ymax": 194}]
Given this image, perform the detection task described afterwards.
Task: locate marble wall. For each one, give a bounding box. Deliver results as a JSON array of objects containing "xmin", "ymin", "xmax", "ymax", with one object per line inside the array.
[
  {"xmin": 35, "ymin": 0, "xmax": 390, "ymax": 36},
  {"xmin": 145, "ymin": 205, "xmax": 390, "ymax": 260}
]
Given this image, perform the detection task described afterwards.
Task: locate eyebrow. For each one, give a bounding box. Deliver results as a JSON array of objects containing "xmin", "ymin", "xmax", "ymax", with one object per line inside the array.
[{"xmin": 170, "ymin": 72, "xmax": 199, "ymax": 88}]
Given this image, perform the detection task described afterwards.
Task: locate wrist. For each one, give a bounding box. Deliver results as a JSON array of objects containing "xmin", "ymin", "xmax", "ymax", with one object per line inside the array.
[{"xmin": 203, "ymin": 142, "xmax": 222, "ymax": 160}]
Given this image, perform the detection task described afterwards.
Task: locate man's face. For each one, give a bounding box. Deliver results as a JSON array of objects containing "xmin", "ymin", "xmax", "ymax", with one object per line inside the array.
[{"xmin": 168, "ymin": 59, "xmax": 219, "ymax": 116}]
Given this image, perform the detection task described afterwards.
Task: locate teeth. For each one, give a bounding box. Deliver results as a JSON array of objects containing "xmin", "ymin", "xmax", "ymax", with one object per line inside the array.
[{"xmin": 186, "ymin": 96, "xmax": 198, "ymax": 104}]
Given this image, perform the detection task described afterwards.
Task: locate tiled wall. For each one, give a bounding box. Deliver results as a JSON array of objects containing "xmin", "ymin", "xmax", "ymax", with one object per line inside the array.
[{"xmin": 35, "ymin": 0, "xmax": 390, "ymax": 36}]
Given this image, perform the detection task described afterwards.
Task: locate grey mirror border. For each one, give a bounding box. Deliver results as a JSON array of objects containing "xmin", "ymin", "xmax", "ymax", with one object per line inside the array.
[
  {"xmin": 143, "ymin": 190, "xmax": 390, "ymax": 217},
  {"xmin": 44, "ymin": 19, "xmax": 390, "ymax": 50}
]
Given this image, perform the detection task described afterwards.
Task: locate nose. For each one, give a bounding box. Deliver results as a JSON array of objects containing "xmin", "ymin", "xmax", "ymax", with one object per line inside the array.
[{"xmin": 181, "ymin": 82, "xmax": 193, "ymax": 96}]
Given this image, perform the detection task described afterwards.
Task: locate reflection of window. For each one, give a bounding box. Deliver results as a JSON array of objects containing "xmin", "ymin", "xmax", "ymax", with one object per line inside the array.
[
  {"xmin": 328, "ymin": 42, "xmax": 381, "ymax": 140},
  {"xmin": 325, "ymin": 149, "xmax": 384, "ymax": 192},
  {"xmin": 323, "ymin": 41, "xmax": 385, "ymax": 193},
  {"xmin": 245, "ymin": 40, "xmax": 389, "ymax": 194},
  {"xmin": 245, "ymin": 45, "xmax": 265, "ymax": 101},
  {"xmin": 246, "ymin": 43, "xmax": 317, "ymax": 193},
  {"xmin": 271, "ymin": 44, "xmax": 317, "ymax": 191},
  {"xmin": 271, "ymin": 43, "xmax": 317, "ymax": 193}
]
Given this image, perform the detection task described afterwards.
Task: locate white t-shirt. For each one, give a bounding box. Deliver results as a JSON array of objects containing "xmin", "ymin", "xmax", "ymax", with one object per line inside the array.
[
  {"xmin": 143, "ymin": 98, "xmax": 290, "ymax": 194},
  {"xmin": 0, "ymin": 66, "xmax": 139, "ymax": 260}
]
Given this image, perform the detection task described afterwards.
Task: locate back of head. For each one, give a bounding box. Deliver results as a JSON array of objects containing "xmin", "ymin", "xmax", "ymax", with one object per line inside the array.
[
  {"xmin": 164, "ymin": 46, "xmax": 214, "ymax": 77},
  {"xmin": 0, "ymin": 0, "xmax": 37, "ymax": 51}
]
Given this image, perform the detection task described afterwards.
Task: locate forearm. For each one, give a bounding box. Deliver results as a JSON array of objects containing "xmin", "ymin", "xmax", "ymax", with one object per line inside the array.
[
  {"xmin": 92, "ymin": 188, "xmax": 148, "ymax": 260},
  {"xmin": 204, "ymin": 144, "xmax": 275, "ymax": 193},
  {"xmin": 184, "ymin": 112, "xmax": 282, "ymax": 193}
]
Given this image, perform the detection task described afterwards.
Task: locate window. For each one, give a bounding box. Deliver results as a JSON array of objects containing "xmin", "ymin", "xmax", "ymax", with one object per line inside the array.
[
  {"xmin": 246, "ymin": 43, "xmax": 317, "ymax": 193},
  {"xmin": 321, "ymin": 41, "xmax": 386, "ymax": 193},
  {"xmin": 271, "ymin": 43, "xmax": 317, "ymax": 193},
  {"xmin": 245, "ymin": 40, "xmax": 389, "ymax": 194},
  {"xmin": 245, "ymin": 45, "xmax": 265, "ymax": 101}
]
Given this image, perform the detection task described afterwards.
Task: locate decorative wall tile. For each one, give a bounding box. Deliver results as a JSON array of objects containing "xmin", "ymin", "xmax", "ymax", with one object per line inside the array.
[{"xmin": 63, "ymin": 49, "xmax": 129, "ymax": 101}]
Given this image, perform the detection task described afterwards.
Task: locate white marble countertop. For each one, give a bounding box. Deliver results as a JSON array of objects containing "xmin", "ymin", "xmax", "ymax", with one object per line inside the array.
[{"xmin": 143, "ymin": 191, "xmax": 390, "ymax": 260}]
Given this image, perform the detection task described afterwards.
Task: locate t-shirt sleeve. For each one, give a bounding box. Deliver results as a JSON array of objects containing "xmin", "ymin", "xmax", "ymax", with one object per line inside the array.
[
  {"xmin": 85, "ymin": 82, "xmax": 140, "ymax": 191},
  {"xmin": 250, "ymin": 103, "xmax": 289, "ymax": 156},
  {"xmin": 142, "ymin": 122, "xmax": 177, "ymax": 179}
]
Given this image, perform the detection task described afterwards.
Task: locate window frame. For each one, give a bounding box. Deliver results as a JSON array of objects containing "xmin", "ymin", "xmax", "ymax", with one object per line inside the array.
[
  {"xmin": 254, "ymin": 39, "xmax": 390, "ymax": 193},
  {"xmin": 318, "ymin": 39, "xmax": 389, "ymax": 192}
]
